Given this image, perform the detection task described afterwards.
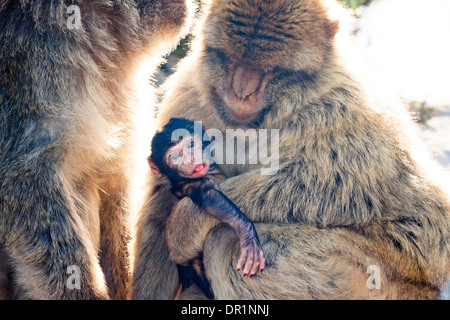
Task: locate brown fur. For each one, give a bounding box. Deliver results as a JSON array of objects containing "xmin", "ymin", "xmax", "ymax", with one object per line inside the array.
[
  {"xmin": 132, "ymin": 0, "xmax": 450, "ymax": 299},
  {"xmin": 0, "ymin": 0, "xmax": 192, "ymax": 299}
]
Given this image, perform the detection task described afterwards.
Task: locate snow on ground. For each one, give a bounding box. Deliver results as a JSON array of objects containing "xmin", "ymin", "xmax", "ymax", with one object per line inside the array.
[
  {"xmin": 355, "ymin": 0, "xmax": 450, "ymax": 299},
  {"xmin": 355, "ymin": 0, "xmax": 450, "ymax": 169},
  {"xmin": 355, "ymin": 0, "xmax": 450, "ymax": 106},
  {"xmin": 419, "ymin": 105, "xmax": 450, "ymax": 168}
]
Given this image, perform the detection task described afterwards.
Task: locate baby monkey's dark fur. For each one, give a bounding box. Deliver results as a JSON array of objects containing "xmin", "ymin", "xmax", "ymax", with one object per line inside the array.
[{"xmin": 149, "ymin": 118, "xmax": 265, "ymax": 297}]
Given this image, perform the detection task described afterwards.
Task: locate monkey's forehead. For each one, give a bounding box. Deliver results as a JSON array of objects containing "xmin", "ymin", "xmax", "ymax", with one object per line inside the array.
[
  {"xmin": 171, "ymin": 133, "xmax": 204, "ymax": 142},
  {"xmin": 202, "ymin": 0, "xmax": 333, "ymax": 72},
  {"xmin": 165, "ymin": 135, "xmax": 204, "ymax": 152}
]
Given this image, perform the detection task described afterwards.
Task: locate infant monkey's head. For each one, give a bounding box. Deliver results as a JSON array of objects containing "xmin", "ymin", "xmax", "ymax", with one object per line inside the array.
[{"xmin": 149, "ymin": 118, "xmax": 211, "ymax": 181}]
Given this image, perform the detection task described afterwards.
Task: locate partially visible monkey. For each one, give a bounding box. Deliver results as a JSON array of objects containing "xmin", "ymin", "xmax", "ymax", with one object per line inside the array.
[
  {"xmin": 0, "ymin": 0, "xmax": 192, "ymax": 299},
  {"xmin": 132, "ymin": 0, "xmax": 450, "ymax": 300},
  {"xmin": 149, "ymin": 117, "xmax": 265, "ymax": 281}
]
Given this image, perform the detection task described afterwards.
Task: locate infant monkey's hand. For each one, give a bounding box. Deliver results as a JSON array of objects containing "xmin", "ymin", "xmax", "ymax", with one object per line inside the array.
[{"xmin": 236, "ymin": 226, "xmax": 265, "ymax": 277}]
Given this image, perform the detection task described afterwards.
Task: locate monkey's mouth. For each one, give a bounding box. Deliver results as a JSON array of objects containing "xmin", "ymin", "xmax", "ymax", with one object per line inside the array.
[
  {"xmin": 192, "ymin": 163, "xmax": 208, "ymax": 176},
  {"xmin": 223, "ymin": 65, "xmax": 272, "ymax": 123}
]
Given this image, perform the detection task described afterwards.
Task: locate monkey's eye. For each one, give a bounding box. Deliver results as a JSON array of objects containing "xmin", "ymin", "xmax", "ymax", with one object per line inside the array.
[
  {"xmin": 171, "ymin": 153, "xmax": 180, "ymax": 162},
  {"xmin": 189, "ymin": 140, "xmax": 196, "ymax": 148}
]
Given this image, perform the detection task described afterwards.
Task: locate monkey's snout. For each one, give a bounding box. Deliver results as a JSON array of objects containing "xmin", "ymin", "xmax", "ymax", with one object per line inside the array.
[{"xmin": 231, "ymin": 66, "xmax": 265, "ymax": 99}]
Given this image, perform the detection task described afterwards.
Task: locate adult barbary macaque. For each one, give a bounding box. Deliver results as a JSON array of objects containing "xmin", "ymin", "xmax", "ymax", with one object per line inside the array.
[
  {"xmin": 0, "ymin": 0, "xmax": 192, "ymax": 299},
  {"xmin": 132, "ymin": 0, "xmax": 450, "ymax": 299},
  {"xmin": 149, "ymin": 118, "xmax": 265, "ymax": 279}
]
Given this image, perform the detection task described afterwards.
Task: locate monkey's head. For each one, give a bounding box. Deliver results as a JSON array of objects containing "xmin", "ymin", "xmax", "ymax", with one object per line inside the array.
[
  {"xmin": 142, "ymin": 0, "xmax": 194, "ymax": 42},
  {"xmin": 198, "ymin": 0, "xmax": 339, "ymax": 126},
  {"xmin": 149, "ymin": 118, "xmax": 212, "ymax": 181}
]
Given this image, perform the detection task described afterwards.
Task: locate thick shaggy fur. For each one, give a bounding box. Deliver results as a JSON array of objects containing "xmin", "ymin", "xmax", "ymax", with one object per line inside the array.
[
  {"xmin": 0, "ymin": 0, "xmax": 191, "ymax": 299},
  {"xmin": 132, "ymin": 0, "xmax": 450, "ymax": 299}
]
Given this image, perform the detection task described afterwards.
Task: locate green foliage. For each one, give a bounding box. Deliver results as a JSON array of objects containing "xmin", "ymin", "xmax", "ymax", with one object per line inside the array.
[
  {"xmin": 339, "ymin": 0, "xmax": 373, "ymax": 9},
  {"xmin": 171, "ymin": 36, "xmax": 192, "ymax": 58},
  {"xmin": 409, "ymin": 101, "xmax": 437, "ymax": 125}
]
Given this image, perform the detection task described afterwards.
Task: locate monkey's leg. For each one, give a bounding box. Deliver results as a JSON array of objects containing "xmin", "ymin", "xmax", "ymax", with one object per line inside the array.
[
  {"xmin": 176, "ymin": 284, "xmax": 210, "ymax": 300},
  {"xmin": 131, "ymin": 181, "xmax": 181, "ymax": 300},
  {"xmin": 0, "ymin": 246, "xmax": 11, "ymax": 300},
  {"xmin": 202, "ymin": 223, "xmax": 391, "ymax": 300},
  {"xmin": 1, "ymin": 164, "xmax": 109, "ymax": 300},
  {"xmin": 165, "ymin": 197, "xmax": 221, "ymax": 266},
  {"xmin": 166, "ymin": 195, "xmax": 443, "ymax": 300},
  {"xmin": 164, "ymin": 199, "xmax": 375, "ymax": 299},
  {"xmin": 98, "ymin": 173, "xmax": 133, "ymax": 300}
]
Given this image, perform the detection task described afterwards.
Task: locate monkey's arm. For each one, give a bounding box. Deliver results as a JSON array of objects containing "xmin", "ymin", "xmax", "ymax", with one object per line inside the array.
[
  {"xmin": 184, "ymin": 180, "xmax": 265, "ymax": 276},
  {"xmin": 165, "ymin": 126, "xmax": 391, "ymax": 266},
  {"xmin": 132, "ymin": 181, "xmax": 182, "ymax": 300},
  {"xmin": 165, "ymin": 157, "xmax": 376, "ymax": 267}
]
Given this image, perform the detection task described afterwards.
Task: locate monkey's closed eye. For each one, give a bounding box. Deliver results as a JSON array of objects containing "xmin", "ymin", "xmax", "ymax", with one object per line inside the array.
[
  {"xmin": 205, "ymin": 47, "xmax": 229, "ymax": 66},
  {"xmin": 171, "ymin": 153, "xmax": 180, "ymax": 162}
]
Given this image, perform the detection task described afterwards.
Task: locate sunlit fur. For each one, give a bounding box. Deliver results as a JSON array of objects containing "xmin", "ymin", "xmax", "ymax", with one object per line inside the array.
[
  {"xmin": 133, "ymin": 0, "xmax": 450, "ymax": 299},
  {"xmin": 0, "ymin": 0, "xmax": 192, "ymax": 299}
]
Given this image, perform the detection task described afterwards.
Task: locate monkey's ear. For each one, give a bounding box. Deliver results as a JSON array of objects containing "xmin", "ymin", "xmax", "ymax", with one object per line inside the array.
[
  {"xmin": 326, "ymin": 20, "xmax": 340, "ymax": 38},
  {"xmin": 148, "ymin": 158, "xmax": 166, "ymax": 180}
]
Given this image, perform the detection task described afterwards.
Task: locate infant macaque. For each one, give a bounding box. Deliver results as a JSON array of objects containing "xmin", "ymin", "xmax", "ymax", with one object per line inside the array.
[{"xmin": 149, "ymin": 118, "xmax": 265, "ymax": 277}]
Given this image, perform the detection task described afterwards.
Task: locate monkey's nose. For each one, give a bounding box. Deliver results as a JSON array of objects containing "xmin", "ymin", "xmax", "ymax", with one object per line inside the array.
[
  {"xmin": 181, "ymin": 150, "xmax": 193, "ymax": 164},
  {"xmin": 232, "ymin": 65, "xmax": 264, "ymax": 99}
]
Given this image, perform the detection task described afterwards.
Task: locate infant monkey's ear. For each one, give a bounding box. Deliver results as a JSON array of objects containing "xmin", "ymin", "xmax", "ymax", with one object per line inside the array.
[{"xmin": 148, "ymin": 157, "xmax": 166, "ymax": 180}]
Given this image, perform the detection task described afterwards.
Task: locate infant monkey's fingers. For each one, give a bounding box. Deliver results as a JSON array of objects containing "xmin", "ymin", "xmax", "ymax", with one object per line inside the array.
[
  {"xmin": 236, "ymin": 248, "xmax": 248, "ymax": 272},
  {"xmin": 249, "ymin": 250, "xmax": 260, "ymax": 276},
  {"xmin": 249, "ymin": 245, "xmax": 266, "ymax": 276},
  {"xmin": 242, "ymin": 249, "xmax": 255, "ymax": 276},
  {"xmin": 259, "ymin": 250, "xmax": 266, "ymax": 272}
]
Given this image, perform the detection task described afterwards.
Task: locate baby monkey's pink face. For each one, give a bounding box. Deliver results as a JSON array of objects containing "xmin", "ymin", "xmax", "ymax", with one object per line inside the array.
[{"xmin": 165, "ymin": 135, "xmax": 210, "ymax": 178}]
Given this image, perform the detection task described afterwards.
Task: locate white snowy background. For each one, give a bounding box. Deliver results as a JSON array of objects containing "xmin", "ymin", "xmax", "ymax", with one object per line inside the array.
[
  {"xmin": 354, "ymin": 0, "xmax": 450, "ymax": 299},
  {"xmin": 356, "ymin": 0, "xmax": 450, "ymax": 168}
]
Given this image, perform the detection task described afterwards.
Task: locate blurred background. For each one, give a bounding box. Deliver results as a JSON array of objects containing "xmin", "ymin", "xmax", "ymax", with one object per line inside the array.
[{"xmin": 153, "ymin": 0, "xmax": 450, "ymax": 299}]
